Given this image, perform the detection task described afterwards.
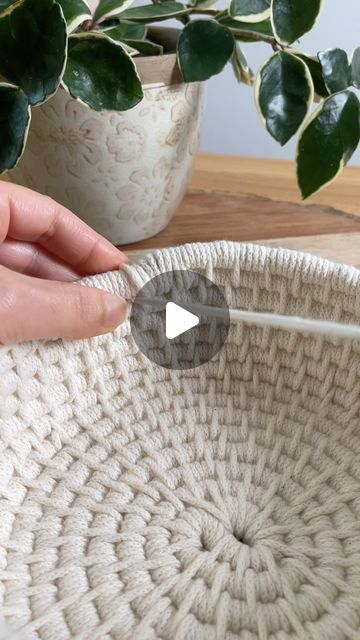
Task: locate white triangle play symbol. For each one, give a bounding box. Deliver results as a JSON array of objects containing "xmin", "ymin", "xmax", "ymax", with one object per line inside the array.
[{"xmin": 165, "ymin": 302, "xmax": 199, "ymax": 340}]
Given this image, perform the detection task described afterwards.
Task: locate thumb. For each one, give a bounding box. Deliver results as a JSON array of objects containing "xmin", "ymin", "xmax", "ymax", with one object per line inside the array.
[{"xmin": 0, "ymin": 266, "xmax": 127, "ymax": 344}]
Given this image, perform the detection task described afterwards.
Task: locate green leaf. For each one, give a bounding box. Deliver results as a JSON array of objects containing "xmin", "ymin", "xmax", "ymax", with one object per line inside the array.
[
  {"xmin": 56, "ymin": 0, "xmax": 92, "ymax": 32},
  {"xmin": 293, "ymin": 53, "xmax": 329, "ymax": 99},
  {"xmin": 318, "ymin": 48, "xmax": 350, "ymax": 94},
  {"xmin": 177, "ymin": 20, "xmax": 234, "ymax": 82},
  {"xmin": 231, "ymin": 41, "xmax": 253, "ymax": 85},
  {"xmin": 94, "ymin": 0, "xmax": 134, "ymax": 22},
  {"xmin": 0, "ymin": 0, "xmax": 67, "ymax": 105},
  {"xmin": 271, "ymin": 0, "xmax": 323, "ymax": 45},
  {"xmin": 0, "ymin": 0, "xmax": 17, "ymax": 12},
  {"xmin": 63, "ymin": 33, "xmax": 143, "ymax": 110},
  {"xmin": 116, "ymin": 40, "xmax": 139, "ymax": 55},
  {"xmin": 297, "ymin": 91, "xmax": 360, "ymax": 199},
  {"xmin": 351, "ymin": 47, "xmax": 360, "ymax": 89},
  {"xmin": 119, "ymin": 2, "xmax": 190, "ymax": 22},
  {"xmin": 103, "ymin": 20, "xmax": 147, "ymax": 40},
  {"xmin": 218, "ymin": 15, "xmax": 274, "ymax": 41},
  {"xmin": 255, "ymin": 51, "xmax": 313, "ymax": 145},
  {"xmin": 0, "ymin": 82, "xmax": 30, "ymax": 172},
  {"xmin": 188, "ymin": 0, "xmax": 218, "ymax": 6},
  {"xmin": 121, "ymin": 39, "xmax": 163, "ymax": 56},
  {"xmin": 229, "ymin": 0, "xmax": 270, "ymax": 23},
  {"xmin": 97, "ymin": 16, "xmax": 119, "ymax": 28}
]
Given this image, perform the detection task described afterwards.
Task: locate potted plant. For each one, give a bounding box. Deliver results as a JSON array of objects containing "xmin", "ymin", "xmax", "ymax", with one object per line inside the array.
[{"xmin": 0, "ymin": 0, "xmax": 359, "ymax": 245}]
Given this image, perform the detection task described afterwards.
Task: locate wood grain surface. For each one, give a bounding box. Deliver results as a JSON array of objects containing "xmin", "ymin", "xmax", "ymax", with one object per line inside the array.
[
  {"xmin": 122, "ymin": 154, "xmax": 360, "ymax": 268},
  {"xmin": 190, "ymin": 154, "xmax": 360, "ymax": 216},
  {"xmin": 3, "ymin": 153, "xmax": 360, "ymax": 267},
  {"xmin": 121, "ymin": 191, "xmax": 360, "ymax": 252}
]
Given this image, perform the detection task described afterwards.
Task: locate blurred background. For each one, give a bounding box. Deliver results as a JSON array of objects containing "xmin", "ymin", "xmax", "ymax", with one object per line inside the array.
[
  {"xmin": 201, "ymin": 0, "xmax": 360, "ymax": 162},
  {"xmin": 85, "ymin": 0, "xmax": 360, "ymax": 164},
  {"xmin": 88, "ymin": 0, "xmax": 360, "ymax": 165}
]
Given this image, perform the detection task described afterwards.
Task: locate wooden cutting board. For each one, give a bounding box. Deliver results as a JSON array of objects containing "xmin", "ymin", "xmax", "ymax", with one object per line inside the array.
[{"xmin": 122, "ymin": 154, "xmax": 360, "ymax": 268}]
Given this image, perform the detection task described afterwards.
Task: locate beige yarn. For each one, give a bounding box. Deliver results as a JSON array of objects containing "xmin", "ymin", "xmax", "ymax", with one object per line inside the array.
[{"xmin": 1, "ymin": 241, "xmax": 360, "ymax": 640}]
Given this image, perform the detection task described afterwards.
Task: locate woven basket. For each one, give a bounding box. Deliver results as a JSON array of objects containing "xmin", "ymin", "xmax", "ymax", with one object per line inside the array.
[{"xmin": 1, "ymin": 241, "xmax": 360, "ymax": 640}]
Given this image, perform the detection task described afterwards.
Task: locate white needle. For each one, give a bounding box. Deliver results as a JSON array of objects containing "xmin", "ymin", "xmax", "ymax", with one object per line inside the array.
[{"xmin": 133, "ymin": 296, "xmax": 360, "ymax": 341}]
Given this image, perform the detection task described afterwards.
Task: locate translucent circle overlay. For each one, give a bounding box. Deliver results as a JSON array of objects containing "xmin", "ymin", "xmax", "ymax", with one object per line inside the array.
[{"xmin": 130, "ymin": 270, "xmax": 230, "ymax": 370}]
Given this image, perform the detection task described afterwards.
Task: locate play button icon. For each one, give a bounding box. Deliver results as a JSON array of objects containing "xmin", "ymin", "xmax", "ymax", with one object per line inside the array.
[
  {"xmin": 130, "ymin": 270, "xmax": 230, "ymax": 370},
  {"xmin": 165, "ymin": 302, "xmax": 199, "ymax": 339}
]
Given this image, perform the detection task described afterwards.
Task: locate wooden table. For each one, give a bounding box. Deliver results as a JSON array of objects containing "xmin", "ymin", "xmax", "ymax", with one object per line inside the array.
[{"xmin": 122, "ymin": 154, "xmax": 360, "ymax": 268}]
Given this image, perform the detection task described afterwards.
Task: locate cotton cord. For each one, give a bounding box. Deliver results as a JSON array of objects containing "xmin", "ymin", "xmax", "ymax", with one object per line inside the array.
[
  {"xmin": 135, "ymin": 296, "xmax": 360, "ymax": 340},
  {"xmin": 0, "ymin": 622, "xmax": 21, "ymax": 640},
  {"xmin": 1, "ymin": 241, "xmax": 360, "ymax": 640}
]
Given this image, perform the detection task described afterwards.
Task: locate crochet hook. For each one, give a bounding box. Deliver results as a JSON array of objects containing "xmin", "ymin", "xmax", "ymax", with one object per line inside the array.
[{"xmin": 133, "ymin": 296, "xmax": 360, "ymax": 341}]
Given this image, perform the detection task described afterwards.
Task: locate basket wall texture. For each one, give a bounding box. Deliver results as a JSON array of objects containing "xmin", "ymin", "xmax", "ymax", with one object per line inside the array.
[{"xmin": 1, "ymin": 241, "xmax": 360, "ymax": 640}]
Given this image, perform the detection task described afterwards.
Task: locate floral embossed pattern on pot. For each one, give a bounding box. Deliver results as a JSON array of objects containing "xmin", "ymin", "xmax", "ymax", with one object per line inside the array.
[
  {"xmin": 9, "ymin": 82, "xmax": 205, "ymax": 245},
  {"xmin": 1, "ymin": 241, "xmax": 360, "ymax": 640}
]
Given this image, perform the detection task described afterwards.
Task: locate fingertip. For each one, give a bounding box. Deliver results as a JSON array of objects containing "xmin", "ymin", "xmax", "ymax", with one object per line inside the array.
[
  {"xmin": 118, "ymin": 252, "xmax": 130, "ymax": 267},
  {"xmin": 103, "ymin": 293, "xmax": 128, "ymax": 330},
  {"xmin": 93, "ymin": 241, "xmax": 129, "ymax": 273},
  {"xmin": 118, "ymin": 249, "xmax": 129, "ymax": 264}
]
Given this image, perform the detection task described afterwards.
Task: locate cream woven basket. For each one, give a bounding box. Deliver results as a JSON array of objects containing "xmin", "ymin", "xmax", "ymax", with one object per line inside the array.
[{"xmin": 1, "ymin": 241, "xmax": 360, "ymax": 640}]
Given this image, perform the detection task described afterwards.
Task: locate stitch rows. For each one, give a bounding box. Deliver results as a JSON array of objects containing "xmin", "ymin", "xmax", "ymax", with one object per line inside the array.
[{"xmin": 1, "ymin": 242, "xmax": 360, "ymax": 640}]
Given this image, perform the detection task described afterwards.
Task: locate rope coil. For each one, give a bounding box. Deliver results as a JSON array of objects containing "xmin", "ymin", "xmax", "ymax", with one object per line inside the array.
[{"xmin": 1, "ymin": 241, "xmax": 360, "ymax": 640}]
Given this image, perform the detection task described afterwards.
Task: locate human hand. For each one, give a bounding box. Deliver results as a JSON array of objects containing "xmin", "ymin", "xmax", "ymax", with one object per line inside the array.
[{"xmin": 0, "ymin": 183, "xmax": 128, "ymax": 344}]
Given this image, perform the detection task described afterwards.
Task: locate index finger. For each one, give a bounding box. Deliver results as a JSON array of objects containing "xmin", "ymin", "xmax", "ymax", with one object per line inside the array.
[{"xmin": 0, "ymin": 182, "xmax": 128, "ymax": 275}]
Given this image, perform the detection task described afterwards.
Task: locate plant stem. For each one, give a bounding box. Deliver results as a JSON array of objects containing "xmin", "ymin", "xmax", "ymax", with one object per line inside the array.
[
  {"xmin": 81, "ymin": 19, "xmax": 93, "ymax": 30},
  {"xmin": 190, "ymin": 8, "xmax": 220, "ymax": 15},
  {"xmin": 229, "ymin": 28, "xmax": 279, "ymax": 47},
  {"xmin": 216, "ymin": 9, "xmax": 228, "ymax": 19},
  {"xmin": 189, "ymin": 8, "xmax": 280, "ymax": 47},
  {"xmin": 177, "ymin": 14, "xmax": 190, "ymax": 24}
]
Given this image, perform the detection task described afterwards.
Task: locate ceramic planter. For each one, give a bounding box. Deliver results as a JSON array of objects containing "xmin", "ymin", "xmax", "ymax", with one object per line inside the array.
[{"xmin": 9, "ymin": 53, "xmax": 205, "ymax": 245}]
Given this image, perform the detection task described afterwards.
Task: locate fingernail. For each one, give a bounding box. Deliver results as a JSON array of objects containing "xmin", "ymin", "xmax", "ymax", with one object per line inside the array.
[
  {"xmin": 111, "ymin": 247, "xmax": 129, "ymax": 265},
  {"xmin": 103, "ymin": 294, "xmax": 128, "ymax": 328},
  {"xmin": 120, "ymin": 253, "xmax": 130, "ymax": 265}
]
